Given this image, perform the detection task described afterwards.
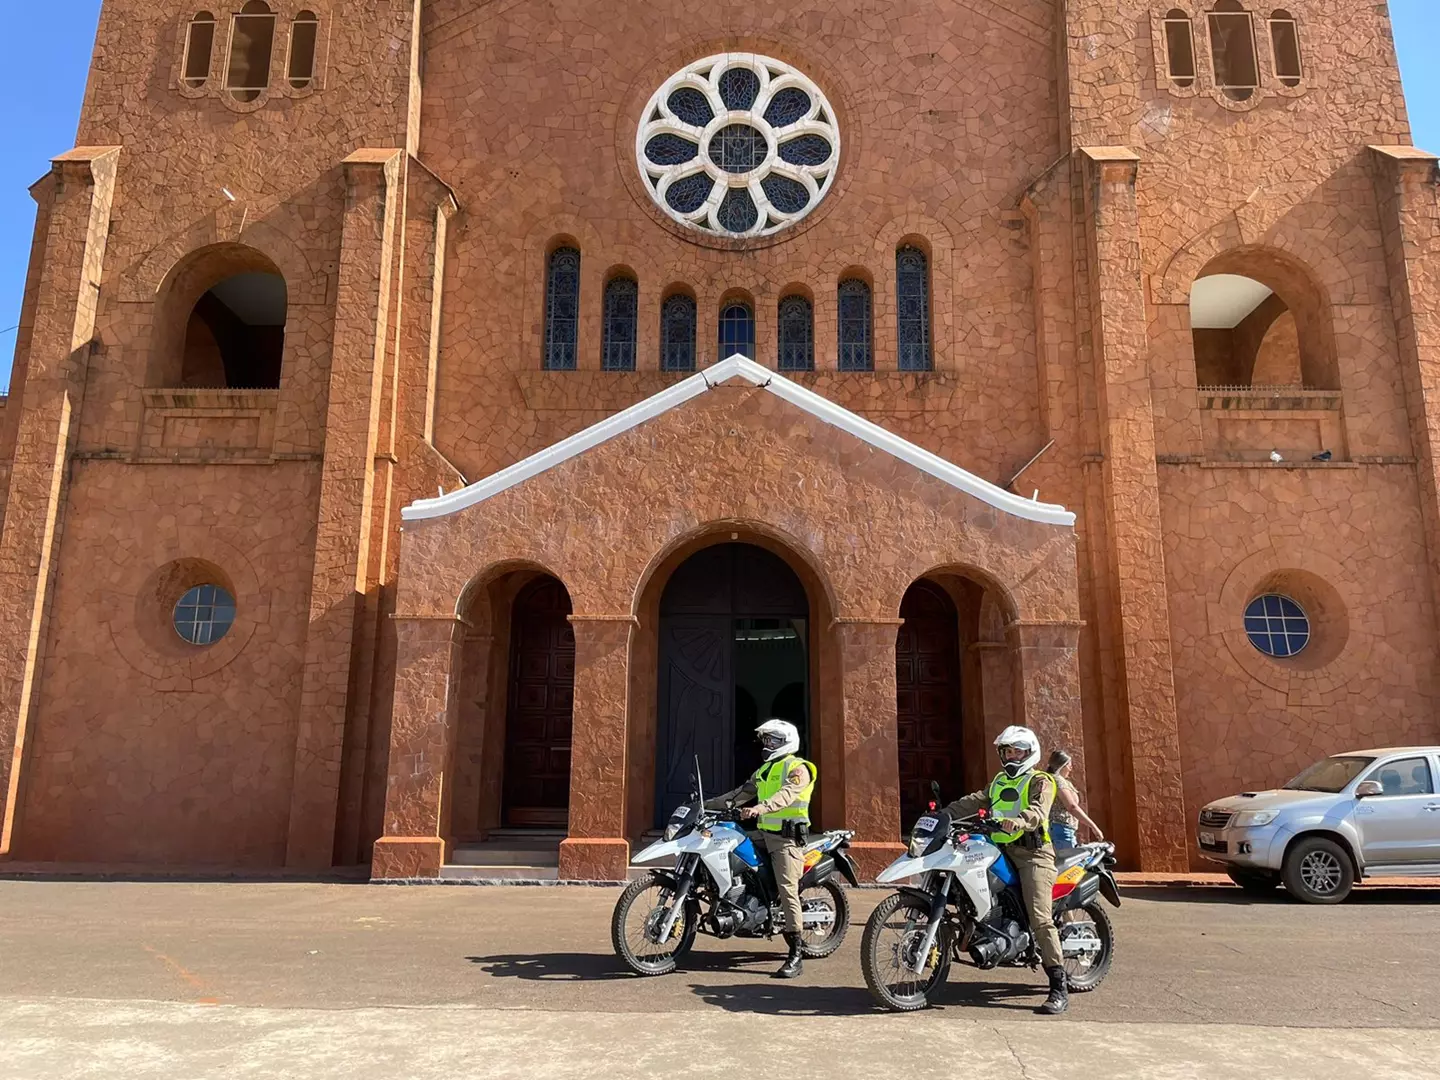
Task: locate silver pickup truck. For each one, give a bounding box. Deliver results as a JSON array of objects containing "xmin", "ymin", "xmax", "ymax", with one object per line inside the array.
[{"xmin": 1196, "ymin": 746, "xmax": 1440, "ymax": 903}]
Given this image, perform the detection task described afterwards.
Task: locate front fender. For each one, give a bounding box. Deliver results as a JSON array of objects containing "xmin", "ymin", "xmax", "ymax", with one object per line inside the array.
[
  {"xmin": 631, "ymin": 838, "xmax": 681, "ymax": 864},
  {"xmin": 876, "ymin": 855, "xmax": 925, "ymax": 883}
]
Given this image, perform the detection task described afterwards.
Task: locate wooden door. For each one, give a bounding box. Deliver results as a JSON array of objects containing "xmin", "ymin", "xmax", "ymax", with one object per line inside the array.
[
  {"xmin": 654, "ymin": 616, "xmax": 733, "ymax": 823},
  {"xmin": 896, "ymin": 581, "xmax": 964, "ymax": 827},
  {"xmin": 502, "ymin": 577, "xmax": 574, "ymax": 827}
]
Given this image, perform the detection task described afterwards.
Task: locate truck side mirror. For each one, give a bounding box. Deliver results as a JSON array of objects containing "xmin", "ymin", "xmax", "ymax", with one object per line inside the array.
[{"xmin": 1355, "ymin": 780, "xmax": 1383, "ymax": 798}]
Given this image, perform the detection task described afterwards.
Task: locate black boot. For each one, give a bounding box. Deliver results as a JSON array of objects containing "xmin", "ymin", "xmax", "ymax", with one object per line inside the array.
[
  {"xmin": 1037, "ymin": 965, "xmax": 1069, "ymax": 1015},
  {"xmin": 773, "ymin": 932, "xmax": 804, "ymax": 979}
]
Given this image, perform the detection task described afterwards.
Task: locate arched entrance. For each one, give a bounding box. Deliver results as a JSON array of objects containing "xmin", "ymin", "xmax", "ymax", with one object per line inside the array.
[
  {"xmin": 895, "ymin": 580, "xmax": 964, "ymax": 825},
  {"xmin": 501, "ymin": 576, "xmax": 575, "ymax": 827},
  {"xmin": 654, "ymin": 543, "xmax": 809, "ymax": 824}
]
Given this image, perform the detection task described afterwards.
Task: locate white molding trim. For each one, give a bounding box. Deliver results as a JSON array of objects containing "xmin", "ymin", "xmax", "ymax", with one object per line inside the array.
[{"xmin": 401, "ymin": 356, "xmax": 1076, "ymax": 527}]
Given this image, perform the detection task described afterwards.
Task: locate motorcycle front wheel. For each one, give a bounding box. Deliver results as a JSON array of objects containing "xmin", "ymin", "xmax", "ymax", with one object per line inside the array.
[
  {"xmin": 611, "ymin": 871, "xmax": 699, "ymax": 976},
  {"xmin": 798, "ymin": 879, "xmax": 850, "ymax": 958},
  {"xmin": 860, "ymin": 891, "xmax": 953, "ymax": 1011}
]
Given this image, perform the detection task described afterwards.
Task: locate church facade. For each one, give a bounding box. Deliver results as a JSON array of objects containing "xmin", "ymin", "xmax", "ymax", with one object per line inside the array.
[{"xmin": 1, "ymin": 0, "xmax": 1438, "ymax": 880}]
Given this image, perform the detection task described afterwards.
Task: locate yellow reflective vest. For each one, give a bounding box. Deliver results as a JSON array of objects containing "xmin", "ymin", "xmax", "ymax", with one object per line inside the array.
[
  {"xmin": 987, "ymin": 770, "xmax": 1052, "ymax": 846},
  {"xmin": 754, "ymin": 755, "xmax": 816, "ymax": 833}
]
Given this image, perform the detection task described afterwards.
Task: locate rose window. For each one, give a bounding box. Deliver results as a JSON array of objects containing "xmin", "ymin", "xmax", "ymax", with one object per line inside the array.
[{"xmin": 637, "ymin": 54, "xmax": 840, "ymax": 238}]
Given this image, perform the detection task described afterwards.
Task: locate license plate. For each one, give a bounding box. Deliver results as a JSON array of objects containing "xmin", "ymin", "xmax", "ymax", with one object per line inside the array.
[
  {"xmin": 914, "ymin": 816, "xmax": 939, "ymax": 833},
  {"xmin": 1199, "ymin": 831, "xmax": 1215, "ymax": 846}
]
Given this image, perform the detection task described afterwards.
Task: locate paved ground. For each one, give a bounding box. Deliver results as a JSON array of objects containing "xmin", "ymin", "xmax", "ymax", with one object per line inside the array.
[{"xmin": 1, "ymin": 880, "xmax": 1437, "ymax": 1078}]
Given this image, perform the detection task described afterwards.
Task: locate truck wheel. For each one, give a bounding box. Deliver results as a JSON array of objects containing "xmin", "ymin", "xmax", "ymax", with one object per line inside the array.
[
  {"xmin": 1225, "ymin": 868, "xmax": 1279, "ymax": 895},
  {"xmin": 1281, "ymin": 837, "xmax": 1354, "ymax": 904}
]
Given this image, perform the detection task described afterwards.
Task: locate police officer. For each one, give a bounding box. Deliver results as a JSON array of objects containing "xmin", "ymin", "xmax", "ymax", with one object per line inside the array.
[
  {"xmin": 943, "ymin": 725, "xmax": 1069, "ymax": 1015},
  {"xmin": 706, "ymin": 719, "xmax": 816, "ymax": 979}
]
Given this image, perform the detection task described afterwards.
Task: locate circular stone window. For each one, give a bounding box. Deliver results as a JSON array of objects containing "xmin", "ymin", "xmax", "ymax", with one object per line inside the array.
[
  {"xmin": 1244, "ymin": 594, "xmax": 1310, "ymax": 658},
  {"xmin": 173, "ymin": 584, "xmax": 237, "ymax": 646},
  {"xmin": 637, "ymin": 54, "xmax": 840, "ymax": 238}
]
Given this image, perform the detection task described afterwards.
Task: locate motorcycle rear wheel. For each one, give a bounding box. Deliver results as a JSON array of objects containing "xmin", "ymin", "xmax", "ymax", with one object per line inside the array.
[
  {"xmin": 860, "ymin": 891, "xmax": 953, "ymax": 1012},
  {"xmin": 611, "ymin": 871, "xmax": 700, "ymax": 976},
  {"xmin": 1059, "ymin": 899, "xmax": 1114, "ymax": 992},
  {"xmin": 798, "ymin": 879, "xmax": 850, "ymax": 958}
]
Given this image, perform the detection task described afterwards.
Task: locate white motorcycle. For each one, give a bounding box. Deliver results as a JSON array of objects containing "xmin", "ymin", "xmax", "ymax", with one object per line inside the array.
[
  {"xmin": 611, "ymin": 781, "xmax": 858, "ymax": 976},
  {"xmin": 860, "ymin": 801, "xmax": 1120, "ymax": 1011}
]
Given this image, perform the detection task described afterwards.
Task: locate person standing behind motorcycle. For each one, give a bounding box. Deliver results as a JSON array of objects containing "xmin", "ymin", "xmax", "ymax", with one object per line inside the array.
[
  {"xmin": 942, "ymin": 726, "xmax": 1069, "ymax": 1015},
  {"xmin": 705, "ymin": 719, "xmax": 815, "ymax": 980},
  {"xmin": 1046, "ymin": 749, "xmax": 1104, "ymax": 850}
]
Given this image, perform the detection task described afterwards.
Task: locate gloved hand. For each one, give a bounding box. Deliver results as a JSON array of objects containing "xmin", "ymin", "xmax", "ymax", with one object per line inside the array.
[
  {"xmin": 740, "ymin": 806, "xmax": 760, "ymax": 821},
  {"xmin": 994, "ymin": 818, "xmax": 1021, "ymax": 834}
]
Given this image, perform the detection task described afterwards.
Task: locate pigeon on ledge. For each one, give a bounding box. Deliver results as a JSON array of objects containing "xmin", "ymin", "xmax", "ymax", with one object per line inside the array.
[
  {"xmin": 1312, "ymin": 450, "xmax": 1333, "ymax": 462},
  {"xmin": 1269, "ymin": 449, "xmax": 1283, "ymax": 463}
]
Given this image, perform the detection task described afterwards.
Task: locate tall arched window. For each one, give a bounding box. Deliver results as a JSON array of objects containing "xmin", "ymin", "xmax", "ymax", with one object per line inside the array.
[
  {"xmin": 1208, "ymin": 1, "xmax": 1260, "ymax": 102},
  {"xmin": 660, "ymin": 294, "xmax": 697, "ymax": 372},
  {"xmin": 543, "ymin": 247, "xmax": 581, "ymax": 371},
  {"xmin": 896, "ymin": 246, "xmax": 932, "ymax": 372},
  {"xmin": 777, "ymin": 296, "xmax": 814, "ymax": 372},
  {"xmin": 837, "ymin": 278, "xmax": 873, "ymax": 372},
  {"xmin": 287, "ymin": 10, "xmax": 319, "ymax": 90},
  {"xmin": 719, "ymin": 302, "xmax": 755, "ymax": 361},
  {"xmin": 1268, "ymin": 10, "xmax": 1302, "ymax": 87},
  {"xmin": 226, "ymin": 1, "xmax": 276, "ymax": 103},
  {"xmin": 1163, "ymin": 10, "xmax": 1197, "ymax": 88},
  {"xmin": 601, "ymin": 275, "xmax": 638, "ymax": 371},
  {"xmin": 183, "ymin": 12, "xmax": 217, "ymax": 88}
]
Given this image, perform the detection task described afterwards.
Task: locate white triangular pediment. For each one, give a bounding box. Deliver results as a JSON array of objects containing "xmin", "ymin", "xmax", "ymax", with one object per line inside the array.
[{"xmin": 401, "ymin": 355, "xmax": 1074, "ymax": 527}]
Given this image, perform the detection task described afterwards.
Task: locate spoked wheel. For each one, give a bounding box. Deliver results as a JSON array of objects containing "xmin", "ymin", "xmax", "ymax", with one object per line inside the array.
[
  {"xmin": 1058, "ymin": 900, "xmax": 1114, "ymax": 992},
  {"xmin": 860, "ymin": 892, "xmax": 952, "ymax": 1011},
  {"xmin": 798, "ymin": 879, "xmax": 850, "ymax": 958},
  {"xmin": 611, "ymin": 872, "xmax": 699, "ymax": 976}
]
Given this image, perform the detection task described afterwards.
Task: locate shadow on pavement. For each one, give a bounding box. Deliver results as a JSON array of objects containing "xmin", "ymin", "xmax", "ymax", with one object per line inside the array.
[
  {"xmin": 689, "ymin": 982, "xmax": 878, "ymax": 1016},
  {"xmin": 1124, "ymin": 886, "xmax": 1440, "ymax": 905},
  {"xmin": 469, "ymin": 950, "xmax": 780, "ymax": 981}
]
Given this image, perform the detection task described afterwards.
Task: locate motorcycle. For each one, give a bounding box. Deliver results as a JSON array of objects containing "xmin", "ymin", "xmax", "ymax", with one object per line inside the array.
[
  {"xmin": 611, "ymin": 777, "xmax": 860, "ymax": 976},
  {"xmin": 860, "ymin": 796, "xmax": 1120, "ymax": 1011}
]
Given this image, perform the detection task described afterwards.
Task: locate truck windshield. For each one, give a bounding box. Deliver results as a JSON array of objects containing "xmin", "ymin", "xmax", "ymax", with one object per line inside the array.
[{"xmin": 1284, "ymin": 755, "xmax": 1375, "ymax": 793}]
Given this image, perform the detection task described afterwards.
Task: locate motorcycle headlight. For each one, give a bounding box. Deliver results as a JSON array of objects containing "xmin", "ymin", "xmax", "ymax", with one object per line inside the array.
[
  {"xmin": 908, "ymin": 835, "xmax": 929, "ymax": 858},
  {"xmin": 1232, "ymin": 810, "xmax": 1278, "ymax": 828},
  {"xmin": 664, "ymin": 823, "xmax": 680, "ymax": 842}
]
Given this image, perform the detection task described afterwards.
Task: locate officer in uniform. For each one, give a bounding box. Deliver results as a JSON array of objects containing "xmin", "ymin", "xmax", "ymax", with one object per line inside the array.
[
  {"xmin": 707, "ymin": 719, "xmax": 816, "ymax": 980},
  {"xmin": 942, "ymin": 725, "xmax": 1069, "ymax": 1015}
]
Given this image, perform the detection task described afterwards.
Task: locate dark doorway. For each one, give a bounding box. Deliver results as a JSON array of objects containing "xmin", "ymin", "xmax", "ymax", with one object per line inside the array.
[
  {"xmin": 654, "ymin": 544, "xmax": 809, "ymax": 825},
  {"xmin": 501, "ymin": 576, "xmax": 575, "ymax": 827},
  {"xmin": 896, "ymin": 580, "xmax": 964, "ymax": 827}
]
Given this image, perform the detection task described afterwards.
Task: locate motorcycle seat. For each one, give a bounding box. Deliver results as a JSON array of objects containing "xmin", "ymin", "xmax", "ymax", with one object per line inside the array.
[{"xmin": 1056, "ymin": 849, "xmax": 1092, "ymax": 874}]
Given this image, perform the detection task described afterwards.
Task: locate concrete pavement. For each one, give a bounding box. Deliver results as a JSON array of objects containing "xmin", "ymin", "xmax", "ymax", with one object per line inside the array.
[{"xmin": 0, "ymin": 880, "xmax": 1437, "ymax": 1077}]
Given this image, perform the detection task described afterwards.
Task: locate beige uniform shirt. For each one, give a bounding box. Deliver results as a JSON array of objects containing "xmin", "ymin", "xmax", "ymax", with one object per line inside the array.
[{"xmin": 707, "ymin": 761, "xmax": 812, "ymax": 817}]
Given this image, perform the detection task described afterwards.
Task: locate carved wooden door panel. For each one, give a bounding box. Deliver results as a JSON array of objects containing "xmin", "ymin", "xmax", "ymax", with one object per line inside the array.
[
  {"xmin": 896, "ymin": 582, "xmax": 963, "ymax": 826},
  {"xmin": 502, "ymin": 578, "xmax": 575, "ymax": 827},
  {"xmin": 654, "ymin": 616, "xmax": 733, "ymax": 824}
]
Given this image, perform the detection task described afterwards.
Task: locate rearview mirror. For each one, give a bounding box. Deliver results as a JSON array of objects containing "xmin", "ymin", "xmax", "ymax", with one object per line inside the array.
[{"xmin": 1355, "ymin": 780, "xmax": 1383, "ymax": 798}]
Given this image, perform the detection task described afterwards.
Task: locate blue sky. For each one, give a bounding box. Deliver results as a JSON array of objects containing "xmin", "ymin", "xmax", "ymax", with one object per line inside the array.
[{"xmin": 2, "ymin": 3, "xmax": 1438, "ymax": 382}]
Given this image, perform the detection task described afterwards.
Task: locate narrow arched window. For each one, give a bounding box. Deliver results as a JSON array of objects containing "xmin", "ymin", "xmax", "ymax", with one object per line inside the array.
[
  {"xmin": 1163, "ymin": 10, "xmax": 1197, "ymax": 88},
  {"xmin": 896, "ymin": 246, "xmax": 932, "ymax": 372},
  {"xmin": 837, "ymin": 278, "xmax": 873, "ymax": 372},
  {"xmin": 226, "ymin": 1, "xmax": 276, "ymax": 103},
  {"xmin": 601, "ymin": 276, "xmax": 638, "ymax": 371},
  {"xmin": 543, "ymin": 247, "xmax": 580, "ymax": 370},
  {"xmin": 718, "ymin": 302, "xmax": 755, "ymax": 361},
  {"xmin": 777, "ymin": 296, "xmax": 814, "ymax": 372},
  {"xmin": 288, "ymin": 10, "xmax": 319, "ymax": 90},
  {"xmin": 1208, "ymin": 1, "xmax": 1260, "ymax": 102},
  {"xmin": 183, "ymin": 13, "xmax": 217, "ymax": 88},
  {"xmin": 660, "ymin": 294, "xmax": 697, "ymax": 372},
  {"xmin": 1269, "ymin": 10, "xmax": 1302, "ymax": 87}
]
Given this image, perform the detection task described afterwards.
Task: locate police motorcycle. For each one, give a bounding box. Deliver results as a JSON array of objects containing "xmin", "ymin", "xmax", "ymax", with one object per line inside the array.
[
  {"xmin": 860, "ymin": 784, "xmax": 1121, "ymax": 1011},
  {"xmin": 610, "ymin": 764, "xmax": 860, "ymax": 976}
]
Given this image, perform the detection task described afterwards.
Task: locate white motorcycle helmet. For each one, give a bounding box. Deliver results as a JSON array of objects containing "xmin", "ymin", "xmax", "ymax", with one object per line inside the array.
[
  {"xmin": 756, "ymin": 718, "xmax": 800, "ymax": 762},
  {"xmin": 995, "ymin": 725, "xmax": 1041, "ymax": 780}
]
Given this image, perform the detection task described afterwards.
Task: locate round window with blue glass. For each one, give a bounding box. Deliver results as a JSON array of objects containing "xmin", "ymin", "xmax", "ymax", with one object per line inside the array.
[
  {"xmin": 1244, "ymin": 593, "xmax": 1310, "ymax": 658},
  {"xmin": 173, "ymin": 584, "xmax": 237, "ymax": 646}
]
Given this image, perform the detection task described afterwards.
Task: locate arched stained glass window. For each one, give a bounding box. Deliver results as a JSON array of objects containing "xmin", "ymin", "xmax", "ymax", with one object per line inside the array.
[
  {"xmin": 543, "ymin": 247, "xmax": 581, "ymax": 371},
  {"xmin": 719, "ymin": 302, "xmax": 755, "ymax": 361},
  {"xmin": 777, "ymin": 296, "xmax": 814, "ymax": 372},
  {"xmin": 226, "ymin": 1, "xmax": 276, "ymax": 103},
  {"xmin": 1269, "ymin": 10, "xmax": 1303, "ymax": 87},
  {"xmin": 602, "ymin": 276, "xmax": 638, "ymax": 371},
  {"xmin": 183, "ymin": 12, "xmax": 217, "ymax": 88},
  {"xmin": 661, "ymin": 294, "xmax": 697, "ymax": 372},
  {"xmin": 896, "ymin": 246, "xmax": 932, "ymax": 372},
  {"xmin": 837, "ymin": 278, "xmax": 872, "ymax": 372}
]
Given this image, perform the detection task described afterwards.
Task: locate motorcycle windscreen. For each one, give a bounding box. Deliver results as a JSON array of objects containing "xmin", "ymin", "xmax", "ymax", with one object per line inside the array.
[{"xmin": 908, "ymin": 810, "xmax": 953, "ymax": 857}]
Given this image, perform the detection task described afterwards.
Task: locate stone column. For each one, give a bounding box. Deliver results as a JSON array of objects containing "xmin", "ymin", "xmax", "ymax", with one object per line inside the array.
[
  {"xmin": 371, "ymin": 614, "xmax": 465, "ymax": 879},
  {"xmin": 286, "ymin": 149, "xmax": 404, "ymax": 868},
  {"xmin": 1371, "ymin": 147, "xmax": 1440, "ymax": 637},
  {"xmin": 558, "ymin": 614, "xmax": 634, "ymax": 881},
  {"xmin": 0, "ymin": 147, "xmax": 120, "ymax": 856},
  {"xmin": 833, "ymin": 617, "xmax": 905, "ymax": 879},
  {"xmin": 1008, "ymin": 621, "xmax": 1086, "ymax": 790},
  {"xmin": 1079, "ymin": 147, "xmax": 1188, "ymax": 870}
]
